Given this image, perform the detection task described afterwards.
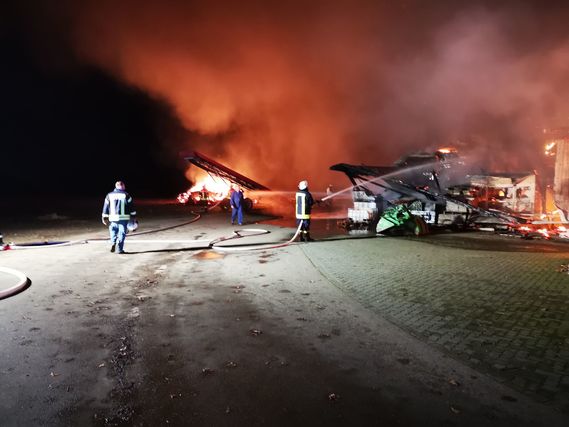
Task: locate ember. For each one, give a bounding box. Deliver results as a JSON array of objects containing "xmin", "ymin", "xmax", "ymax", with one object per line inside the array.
[
  {"xmin": 545, "ymin": 142, "xmax": 556, "ymax": 157},
  {"xmin": 437, "ymin": 147, "xmax": 456, "ymax": 154}
]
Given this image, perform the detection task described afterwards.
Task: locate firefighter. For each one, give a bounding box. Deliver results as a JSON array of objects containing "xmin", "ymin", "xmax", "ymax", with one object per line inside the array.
[
  {"xmin": 296, "ymin": 180, "xmax": 314, "ymax": 242},
  {"xmin": 102, "ymin": 181, "xmax": 137, "ymax": 254},
  {"xmin": 230, "ymin": 184, "xmax": 244, "ymax": 225},
  {"xmin": 200, "ymin": 185, "xmax": 208, "ymax": 204}
]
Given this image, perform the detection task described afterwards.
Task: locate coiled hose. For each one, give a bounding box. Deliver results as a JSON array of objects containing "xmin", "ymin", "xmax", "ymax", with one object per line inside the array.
[{"xmin": 0, "ymin": 266, "xmax": 30, "ymax": 300}]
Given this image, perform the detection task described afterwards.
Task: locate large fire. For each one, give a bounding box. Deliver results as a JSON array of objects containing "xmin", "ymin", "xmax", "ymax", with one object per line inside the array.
[{"xmin": 177, "ymin": 175, "xmax": 231, "ymax": 204}]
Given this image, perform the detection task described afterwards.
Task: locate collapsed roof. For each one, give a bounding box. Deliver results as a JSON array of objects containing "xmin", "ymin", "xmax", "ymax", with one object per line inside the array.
[{"xmin": 182, "ymin": 151, "xmax": 270, "ymax": 191}]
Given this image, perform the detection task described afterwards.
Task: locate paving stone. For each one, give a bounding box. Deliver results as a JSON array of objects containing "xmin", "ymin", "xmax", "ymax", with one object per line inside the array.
[{"xmin": 302, "ymin": 237, "xmax": 569, "ymax": 408}]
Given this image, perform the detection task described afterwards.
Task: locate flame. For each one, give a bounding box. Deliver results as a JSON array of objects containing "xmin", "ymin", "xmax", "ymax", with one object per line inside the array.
[
  {"xmin": 189, "ymin": 176, "xmax": 231, "ymax": 197},
  {"xmin": 437, "ymin": 147, "xmax": 456, "ymax": 154},
  {"xmin": 545, "ymin": 141, "xmax": 556, "ymax": 156},
  {"xmin": 178, "ymin": 174, "xmax": 231, "ymax": 204}
]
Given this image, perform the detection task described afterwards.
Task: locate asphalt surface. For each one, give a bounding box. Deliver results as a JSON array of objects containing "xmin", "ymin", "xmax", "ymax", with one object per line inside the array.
[{"xmin": 1, "ymin": 204, "xmax": 568, "ymax": 426}]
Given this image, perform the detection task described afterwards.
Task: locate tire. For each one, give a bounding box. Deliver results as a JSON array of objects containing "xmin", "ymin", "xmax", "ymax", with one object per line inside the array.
[{"xmin": 243, "ymin": 198, "xmax": 254, "ymax": 212}]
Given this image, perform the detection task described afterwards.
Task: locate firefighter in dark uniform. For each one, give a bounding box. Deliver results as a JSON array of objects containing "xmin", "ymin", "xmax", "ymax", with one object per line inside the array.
[
  {"xmin": 102, "ymin": 181, "xmax": 137, "ymax": 254},
  {"xmin": 296, "ymin": 180, "xmax": 314, "ymax": 242}
]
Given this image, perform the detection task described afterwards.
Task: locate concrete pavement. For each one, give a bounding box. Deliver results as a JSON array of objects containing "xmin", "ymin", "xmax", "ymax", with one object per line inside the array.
[{"xmin": 0, "ymin": 209, "xmax": 568, "ymax": 425}]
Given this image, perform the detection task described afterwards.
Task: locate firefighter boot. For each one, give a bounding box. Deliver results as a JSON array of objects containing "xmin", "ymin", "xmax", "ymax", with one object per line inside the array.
[
  {"xmin": 305, "ymin": 232, "xmax": 314, "ymax": 242},
  {"xmin": 299, "ymin": 232, "xmax": 306, "ymax": 242}
]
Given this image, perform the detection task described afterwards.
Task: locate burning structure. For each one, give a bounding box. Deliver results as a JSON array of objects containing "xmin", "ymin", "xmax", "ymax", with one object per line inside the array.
[
  {"xmin": 331, "ymin": 149, "xmax": 544, "ymax": 235},
  {"xmin": 462, "ymin": 173, "xmax": 539, "ymax": 214},
  {"xmin": 178, "ymin": 151, "xmax": 269, "ymax": 211},
  {"xmin": 544, "ymin": 127, "xmax": 569, "ymax": 219}
]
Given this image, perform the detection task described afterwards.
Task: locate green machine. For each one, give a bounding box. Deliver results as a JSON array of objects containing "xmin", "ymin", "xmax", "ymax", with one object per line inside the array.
[{"xmin": 376, "ymin": 205, "xmax": 428, "ymax": 236}]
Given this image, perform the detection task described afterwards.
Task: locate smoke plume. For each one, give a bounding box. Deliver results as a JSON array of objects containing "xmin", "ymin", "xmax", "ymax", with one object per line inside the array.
[{"xmin": 12, "ymin": 0, "xmax": 569, "ymax": 189}]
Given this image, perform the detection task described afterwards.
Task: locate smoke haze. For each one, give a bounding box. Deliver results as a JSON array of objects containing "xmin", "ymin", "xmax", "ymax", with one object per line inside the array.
[{"xmin": 7, "ymin": 0, "xmax": 569, "ymax": 191}]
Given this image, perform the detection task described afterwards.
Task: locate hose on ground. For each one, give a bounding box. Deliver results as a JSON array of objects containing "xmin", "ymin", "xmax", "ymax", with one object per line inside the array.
[
  {"xmin": 211, "ymin": 222, "xmax": 303, "ymax": 252},
  {"xmin": 2, "ymin": 210, "xmax": 305, "ymax": 253},
  {"xmin": 89, "ymin": 212, "xmax": 202, "ymax": 240},
  {"xmin": 0, "ymin": 209, "xmax": 302, "ymax": 302},
  {"xmin": 0, "ymin": 266, "xmax": 30, "ymax": 300},
  {"xmin": 3, "ymin": 212, "xmax": 202, "ymax": 250}
]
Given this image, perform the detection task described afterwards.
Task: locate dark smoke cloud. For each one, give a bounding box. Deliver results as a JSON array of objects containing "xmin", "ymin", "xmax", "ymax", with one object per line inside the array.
[{"xmin": 8, "ymin": 0, "xmax": 569, "ymax": 191}]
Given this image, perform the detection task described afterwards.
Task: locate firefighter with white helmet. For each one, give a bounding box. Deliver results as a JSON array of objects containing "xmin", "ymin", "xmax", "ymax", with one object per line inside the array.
[
  {"xmin": 102, "ymin": 181, "xmax": 137, "ymax": 254},
  {"xmin": 296, "ymin": 180, "xmax": 315, "ymax": 242}
]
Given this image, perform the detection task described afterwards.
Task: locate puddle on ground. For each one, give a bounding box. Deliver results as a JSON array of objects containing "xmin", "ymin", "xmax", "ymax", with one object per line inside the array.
[
  {"xmin": 193, "ymin": 251, "xmax": 226, "ymax": 260},
  {"xmin": 260, "ymin": 217, "xmax": 373, "ymax": 239}
]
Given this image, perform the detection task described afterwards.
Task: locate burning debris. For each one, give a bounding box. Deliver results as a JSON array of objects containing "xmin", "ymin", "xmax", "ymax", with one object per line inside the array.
[
  {"xmin": 514, "ymin": 224, "xmax": 569, "ymax": 240},
  {"xmin": 177, "ymin": 151, "xmax": 269, "ymax": 212},
  {"xmin": 331, "ymin": 147, "xmax": 568, "ymax": 237},
  {"xmin": 332, "ymin": 149, "xmax": 490, "ymax": 235},
  {"xmin": 177, "ymin": 175, "xmax": 232, "ymax": 207}
]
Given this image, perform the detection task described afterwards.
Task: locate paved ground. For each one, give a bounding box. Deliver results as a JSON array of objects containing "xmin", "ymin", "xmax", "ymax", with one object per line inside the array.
[
  {"xmin": 302, "ymin": 233, "xmax": 569, "ymax": 411},
  {"xmin": 1, "ymin": 205, "xmax": 568, "ymax": 425}
]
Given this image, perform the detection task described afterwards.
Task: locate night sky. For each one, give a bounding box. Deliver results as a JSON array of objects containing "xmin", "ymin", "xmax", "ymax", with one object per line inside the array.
[
  {"xmin": 1, "ymin": 31, "xmax": 190, "ymax": 197},
  {"xmin": 3, "ymin": 0, "xmax": 569, "ymax": 197}
]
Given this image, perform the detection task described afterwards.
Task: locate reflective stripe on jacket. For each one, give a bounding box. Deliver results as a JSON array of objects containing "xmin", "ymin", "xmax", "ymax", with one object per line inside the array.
[
  {"xmin": 296, "ymin": 190, "xmax": 313, "ymax": 220},
  {"xmin": 102, "ymin": 189, "xmax": 136, "ymax": 222}
]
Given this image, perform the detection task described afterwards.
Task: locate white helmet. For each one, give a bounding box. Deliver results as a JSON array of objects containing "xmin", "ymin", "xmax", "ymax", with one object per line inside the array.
[
  {"xmin": 115, "ymin": 181, "xmax": 126, "ymax": 190},
  {"xmin": 298, "ymin": 180, "xmax": 308, "ymax": 190},
  {"xmin": 127, "ymin": 219, "xmax": 138, "ymax": 232}
]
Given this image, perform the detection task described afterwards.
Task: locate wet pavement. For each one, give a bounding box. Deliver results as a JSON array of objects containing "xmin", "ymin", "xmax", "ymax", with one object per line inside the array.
[{"xmin": 1, "ymin": 206, "xmax": 568, "ymax": 425}]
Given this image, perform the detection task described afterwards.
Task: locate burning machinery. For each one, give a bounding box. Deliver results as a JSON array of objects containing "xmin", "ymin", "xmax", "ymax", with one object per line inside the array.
[
  {"xmin": 331, "ymin": 149, "xmax": 524, "ymax": 235},
  {"xmin": 178, "ymin": 151, "xmax": 270, "ymax": 211}
]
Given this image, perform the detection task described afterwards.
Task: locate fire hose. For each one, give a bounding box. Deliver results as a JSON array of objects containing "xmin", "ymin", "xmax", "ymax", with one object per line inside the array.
[
  {"xmin": 0, "ymin": 266, "xmax": 30, "ymax": 300},
  {"xmin": 0, "ymin": 210, "xmax": 304, "ymax": 301},
  {"xmin": 3, "ymin": 212, "xmax": 203, "ymax": 250},
  {"xmin": 0, "ymin": 213, "xmax": 204, "ymax": 299},
  {"xmin": 211, "ymin": 222, "xmax": 303, "ymax": 252},
  {"xmin": 84, "ymin": 222, "xmax": 303, "ymax": 252},
  {"xmin": 2, "ymin": 212, "xmax": 303, "ymax": 254}
]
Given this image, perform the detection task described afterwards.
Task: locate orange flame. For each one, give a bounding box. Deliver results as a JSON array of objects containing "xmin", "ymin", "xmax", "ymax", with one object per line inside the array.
[
  {"xmin": 437, "ymin": 147, "xmax": 456, "ymax": 154},
  {"xmin": 189, "ymin": 176, "xmax": 231, "ymax": 199},
  {"xmin": 178, "ymin": 174, "xmax": 231, "ymax": 204},
  {"xmin": 544, "ymin": 142, "xmax": 556, "ymax": 157}
]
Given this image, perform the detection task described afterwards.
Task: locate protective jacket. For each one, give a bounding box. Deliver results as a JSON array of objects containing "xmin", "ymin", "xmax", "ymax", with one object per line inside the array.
[
  {"xmin": 102, "ymin": 189, "xmax": 136, "ymax": 222},
  {"xmin": 295, "ymin": 189, "xmax": 314, "ymax": 219}
]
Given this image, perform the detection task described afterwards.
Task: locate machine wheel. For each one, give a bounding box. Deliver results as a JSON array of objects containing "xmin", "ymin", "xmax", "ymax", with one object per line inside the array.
[{"xmin": 243, "ymin": 198, "xmax": 254, "ymax": 212}]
